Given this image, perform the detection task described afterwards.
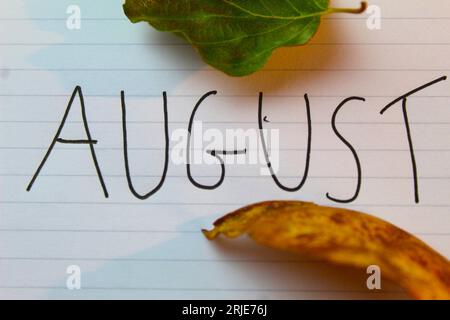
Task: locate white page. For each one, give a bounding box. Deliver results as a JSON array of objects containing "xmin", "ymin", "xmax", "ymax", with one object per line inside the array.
[{"xmin": 0, "ymin": 0, "xmax": 449, "ymax": 299}]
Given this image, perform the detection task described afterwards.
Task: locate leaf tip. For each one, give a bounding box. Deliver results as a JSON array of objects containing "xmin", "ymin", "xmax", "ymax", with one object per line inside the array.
[{"xmin": 202, "ymin": 228, "xmax": 219, "ymax": 240}]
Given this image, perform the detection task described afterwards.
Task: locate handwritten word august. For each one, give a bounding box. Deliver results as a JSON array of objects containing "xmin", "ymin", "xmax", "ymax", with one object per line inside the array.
[{"xmin": 26, "ymin": 76, "xmax": 447, "ymax": 204}]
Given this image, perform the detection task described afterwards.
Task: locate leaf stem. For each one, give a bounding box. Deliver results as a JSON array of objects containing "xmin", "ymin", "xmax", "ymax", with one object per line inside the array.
[{"xmin": 328, "ymin": 1, "xmax": 368, "ymax": 15}]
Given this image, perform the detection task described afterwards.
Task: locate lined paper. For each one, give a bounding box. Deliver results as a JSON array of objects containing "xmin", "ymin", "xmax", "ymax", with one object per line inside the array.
[{"xmin": 0, "ymin": 0, "xmax": 449, "ymax": 299}]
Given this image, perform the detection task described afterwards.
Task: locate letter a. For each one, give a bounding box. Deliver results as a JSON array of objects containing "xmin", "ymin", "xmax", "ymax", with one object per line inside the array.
[
  {"xmin": 366, "ymin": 265, "xmax": 381, "ymax": 290},
  {"xmin": 26, "ymin": 86, "xmax": 108, "ymax": 197}
]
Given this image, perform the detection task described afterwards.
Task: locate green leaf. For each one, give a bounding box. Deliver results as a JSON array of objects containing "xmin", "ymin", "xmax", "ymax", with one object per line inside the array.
[{"xmin": 123, "ymin": 0, "xmax": 367, "ymax": 77}]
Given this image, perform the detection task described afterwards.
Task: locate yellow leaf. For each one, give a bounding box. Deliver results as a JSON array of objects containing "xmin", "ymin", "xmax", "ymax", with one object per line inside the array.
[{"xmin": 202, "ymin": 201, "xmax": 450, "ymax": 300}]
